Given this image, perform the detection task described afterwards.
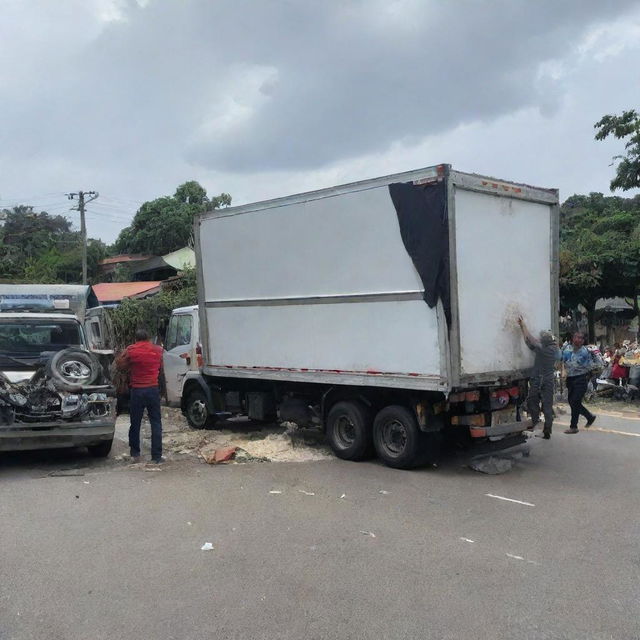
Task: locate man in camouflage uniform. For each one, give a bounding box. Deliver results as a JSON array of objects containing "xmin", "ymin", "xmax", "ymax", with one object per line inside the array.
[{"xmin": 517, "ymin": 316, "xmax": 561, "ymax": 439}]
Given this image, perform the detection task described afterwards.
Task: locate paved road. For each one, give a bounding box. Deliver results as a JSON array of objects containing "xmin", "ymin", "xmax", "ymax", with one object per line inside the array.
[{"xmin": 1, "ymin": 405, "xmax": 639, "ymax": 640}]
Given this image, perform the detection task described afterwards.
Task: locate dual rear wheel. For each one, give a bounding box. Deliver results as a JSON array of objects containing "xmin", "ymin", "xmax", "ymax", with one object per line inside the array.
[{"xmin": 326, "ymin": 401, "xmax": 435, "ymax": 469}]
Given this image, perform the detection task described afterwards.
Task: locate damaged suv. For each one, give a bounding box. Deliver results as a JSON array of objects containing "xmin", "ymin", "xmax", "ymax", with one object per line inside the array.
[{"xmin": 0, "ymin": 313, "xmax": 116, "ymax": 457}]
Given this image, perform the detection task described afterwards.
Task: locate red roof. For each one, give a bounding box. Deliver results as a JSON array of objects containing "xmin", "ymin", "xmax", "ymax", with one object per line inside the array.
[{"xmin": 93, "ymin": 281, "xmax": 162, "ymax": 303}]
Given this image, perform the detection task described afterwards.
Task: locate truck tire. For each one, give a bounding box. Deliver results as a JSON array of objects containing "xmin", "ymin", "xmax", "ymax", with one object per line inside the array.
[
  {"xmin": 88, "ymin": 438, "xmax": 113, "ymax": 458},
  {"xmin": 326, "ymin": 400, "xmax": 374, "ymax": 461},
  {"xmin": 373, "ymin": 405, "xmax": 426, "ymax": 469},
  {"xmin": 46, "ymin": 348, "xmax": 101, "ymax": 391},
  {"xmin": 185, "ymin": 388, "xmax": 217, "ymax": 430}
]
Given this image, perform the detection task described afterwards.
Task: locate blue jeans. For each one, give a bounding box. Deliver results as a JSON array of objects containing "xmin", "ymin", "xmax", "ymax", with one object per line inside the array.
[{"xmin": 129, "ymin": 386, "xmax": 162, "ymax": 459}]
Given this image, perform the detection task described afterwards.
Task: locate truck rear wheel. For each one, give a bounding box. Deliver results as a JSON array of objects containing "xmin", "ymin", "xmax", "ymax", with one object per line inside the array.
[
  {"xmin": 326, "ymin": 400, "xmax": 374, "ymax": 461},
  {"xmin": 373, "ymin": 405, "xmax": 426, "ymax": 469},
  {"xmin": 185, "ymin": 388, "xmax": 217, "ymax": 430}
]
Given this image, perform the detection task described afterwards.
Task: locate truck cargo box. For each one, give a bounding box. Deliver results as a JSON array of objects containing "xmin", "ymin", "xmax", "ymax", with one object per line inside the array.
[{"xmin": 195, "ymin": 164, "xmax": 558, "ymax": 393}]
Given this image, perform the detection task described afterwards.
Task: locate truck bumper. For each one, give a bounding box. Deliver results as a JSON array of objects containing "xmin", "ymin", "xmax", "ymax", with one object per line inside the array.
[
  {"xmin": 469, "ymin": 419, "xmax": 532, "ymax": 439},
  {"xmin": 0, "ymin": 420, "xmax": 115, "ymax": 452}
]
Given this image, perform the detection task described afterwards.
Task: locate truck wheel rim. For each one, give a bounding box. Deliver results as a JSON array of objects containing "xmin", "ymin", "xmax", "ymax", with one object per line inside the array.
[
  {"xmin": 335, "ymin": 415, "xmax": 356, "ymax": 447},
  {"xmin": 189, "ymin": 399, "xmax": 207, "ymax": 426},
  {"xmin": 381, "ymin": 419, "xmax": 407, "ymax": 456},
  {"xmin": 59, "ymin": 360, "xmax": 92, "ymax": 384}
]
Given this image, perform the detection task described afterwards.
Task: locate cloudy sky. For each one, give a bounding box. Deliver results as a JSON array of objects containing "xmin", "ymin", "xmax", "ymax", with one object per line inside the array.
[{"xmin": 1, "ymin": 0, "xmax": 639, "ymax": 244}]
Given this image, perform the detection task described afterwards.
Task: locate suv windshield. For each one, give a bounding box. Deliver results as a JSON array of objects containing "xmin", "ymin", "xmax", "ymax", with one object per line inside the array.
[{"xmin": 0, "ymin": 320, "xmax": 83, "ymax": 355}]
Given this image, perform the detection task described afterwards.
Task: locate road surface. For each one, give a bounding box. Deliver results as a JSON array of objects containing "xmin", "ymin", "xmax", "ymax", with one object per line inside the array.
[{"xmin": 1, "ymin": 403, "xmax": 638, "ymax": 640}]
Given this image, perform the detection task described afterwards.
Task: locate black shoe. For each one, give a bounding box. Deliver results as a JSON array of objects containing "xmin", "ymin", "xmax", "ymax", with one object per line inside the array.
[
  {"xmin": 564, "ymin": 428, "xmax": 579, "ymax": 434},
  {"xmin": 586, "ymin": 415, "xmax": 596, "ymax": 428},
  {"xmin": 543, "ymin": 431, "xmax": 551, "ymax": 439},
  {"xmin": 150, "ymin": 457, "xmax": 166, "ymax": 464}
]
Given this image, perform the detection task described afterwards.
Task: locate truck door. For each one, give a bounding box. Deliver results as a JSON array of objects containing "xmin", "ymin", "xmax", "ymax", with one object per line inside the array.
[
  {"xmin": 452, "ymin": 186, "xmax": 555, "ymax": 378},
  {"xmin": 163, "ymin": 313, "xmax": 195, "ymax": 406}
]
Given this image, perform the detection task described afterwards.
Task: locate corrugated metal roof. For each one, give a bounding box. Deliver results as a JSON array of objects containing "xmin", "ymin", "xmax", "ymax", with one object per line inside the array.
[
  {"xmin": 92, "ymin": 281, "xmax": 162, "ymax": 303},
  {"xmin": 99, "ymin": 254, "xmax": 152, "ymax": 266}
]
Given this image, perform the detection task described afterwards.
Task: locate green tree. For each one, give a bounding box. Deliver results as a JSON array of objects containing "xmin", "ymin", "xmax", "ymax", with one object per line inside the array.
[
  {"xmin": 0, "ymin": 206, "xmax": 106, "ymax": 284},
  {"xmin": 108, "ymin": 268, "xmax": 198, "ymax": 349},
  {"xmin": 114, "ymin": 181, "xmax": 231, "ymax": 256},
  {"xmin": 595, "ymin": 109, "xmax": 640, "ymax": 191},
  {"xmin": 560, "ymin": 193, "xmax": 640, "ymax": 339}
]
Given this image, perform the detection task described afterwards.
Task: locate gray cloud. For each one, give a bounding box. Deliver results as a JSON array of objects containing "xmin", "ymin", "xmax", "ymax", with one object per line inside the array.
[
  {"xmin": 0, "ymin": 0, "xmax": 638, "ymax": 243},
  {"xmin": 2, "ymin": 0, "xmax": 638, "ymax": 174}
]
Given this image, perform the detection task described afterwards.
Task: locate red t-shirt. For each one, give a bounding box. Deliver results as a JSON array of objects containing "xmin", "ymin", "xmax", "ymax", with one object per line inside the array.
[{"xmin": 126, "ymin": 341, "xmax": 163, "ymax": 388}]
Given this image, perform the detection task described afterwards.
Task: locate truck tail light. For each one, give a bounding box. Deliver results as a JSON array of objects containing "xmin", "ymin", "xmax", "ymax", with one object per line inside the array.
[{"xmin": 196, "ymin": 343, "xmax": 203, "ymax": 368}]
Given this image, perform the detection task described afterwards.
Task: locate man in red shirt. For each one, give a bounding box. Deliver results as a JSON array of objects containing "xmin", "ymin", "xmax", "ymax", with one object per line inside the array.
[{"xmin": 117, "ymin": 328, "xmax": 165, "ymax": 463}]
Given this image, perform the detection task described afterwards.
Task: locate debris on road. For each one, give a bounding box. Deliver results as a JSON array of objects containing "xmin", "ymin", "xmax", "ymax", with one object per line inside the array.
[
  {"xmin": 298, "ymin": 490, "xmax": 315, "ymax": 496},
  {"xmin": 200, "ymin": 444, "xmax": 238, "ymax": 464},
  {"xmin": 378, "ymin": 490, "xmax": 391, "ymax": 495},
  {"xmin": 469, "ymin": 456, "xmax": 513, "ymax": 475},
  {"xmin": 359, "ymin": 530, "xmax": 376, "ymax": 538},
  {"xmin": 269, "ymin": 490, "xmax": 283, "ymax": 494},
  {"xmin": 459, "ymin": 537, "xmax": 475, "ymax": 543},
  {"xmin": 121, "ymin": 408, "xmax": 331, "ymax": 466},
  {"xmin": 339, "ymin": 494, "xmax": 346, "ymax": 499},
  {"xmin": 200, "ymin": 542, "xmax": 214, "ymax": 551}
]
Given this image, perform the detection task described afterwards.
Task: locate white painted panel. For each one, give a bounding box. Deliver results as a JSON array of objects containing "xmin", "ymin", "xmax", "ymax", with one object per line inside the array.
[
  {"xmin": 207, "ymin": 300, "xmax": 441, "ymax": 375},
  {"xmin": 199, "ymin": 186, "xmax": 424, "ymax": 301},
  {"xmin": 454, "ymin": 189, "xmax": 552, "ymax": 375}
]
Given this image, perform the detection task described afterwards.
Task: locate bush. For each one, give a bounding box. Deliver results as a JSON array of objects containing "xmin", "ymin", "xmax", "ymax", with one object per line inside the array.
[{"xmin": 108, "ymin": 269, "xmax": 197, "ymax": 350}]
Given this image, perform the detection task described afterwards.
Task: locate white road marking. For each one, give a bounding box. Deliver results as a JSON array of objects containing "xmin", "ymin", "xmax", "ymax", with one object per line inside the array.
[
  {"xmin": 593, "ymin": 427, "xmax": 640, "ymax": 437},
  {"xmin": 459, "ymin": 537, "xmax": 475, "ymax": 543},
  {"xmin": 269, "ymin": 490, "xmax": 282, "ymax": 494},
  {"xmin": 298, "ymin": 490, "xmax": 315, "ymax": 496},
  {"xmin": 485, "ymin": 493, "xmax": 535, "ymax": 507},
  {"xmin": 555, "ymin": 420, "xmax": 640, "ymax": 437},
  {"xmin": 506, "ymin": 553, "xmax": 524, "ymax": 560}
]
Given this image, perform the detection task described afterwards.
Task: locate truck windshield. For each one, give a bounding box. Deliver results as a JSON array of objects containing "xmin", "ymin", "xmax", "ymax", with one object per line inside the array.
[{"xmin": 0, "ymin": 320, "xmax": 83, "ymax": 355}]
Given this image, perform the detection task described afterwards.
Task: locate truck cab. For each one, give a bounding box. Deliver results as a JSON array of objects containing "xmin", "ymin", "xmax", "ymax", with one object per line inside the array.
[{"xmin": 162, "ymin": 305, "xmax": 201, "ymax": 407}]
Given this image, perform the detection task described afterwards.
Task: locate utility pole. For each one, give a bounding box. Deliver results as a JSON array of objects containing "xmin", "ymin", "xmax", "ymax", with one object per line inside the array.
[{"xmin": 67, "ymin": 190, "xmax": 99, "ymax": 285}]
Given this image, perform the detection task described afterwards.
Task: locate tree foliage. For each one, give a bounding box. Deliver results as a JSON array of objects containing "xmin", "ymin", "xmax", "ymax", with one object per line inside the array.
[
  {"xmin": 559, "ymin": 192, "xmax": 640, "ymax": 338},
  {"xmin": 107, "ymin": 268, "xmax": 197, "ymax": 350},
  {"xmin": 0, "ymin": 206, "xmax": 106, "ymax": 283},
  {"xmin": 113, "ymin": 181, "xmax": 231, "ymax": 256},
  {"xmin": 595, "ymin": 109, "xmax": 640, "ymax": 191}
]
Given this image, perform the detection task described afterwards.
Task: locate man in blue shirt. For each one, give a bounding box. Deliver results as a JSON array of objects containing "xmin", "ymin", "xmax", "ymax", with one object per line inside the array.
[{"xmin": 562, "ymin": 332, "xmax": 596, "ymax": 433}]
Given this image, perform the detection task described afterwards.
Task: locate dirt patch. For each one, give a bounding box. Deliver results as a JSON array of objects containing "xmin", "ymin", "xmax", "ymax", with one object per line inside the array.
[{"xmin": 115, "ymin": 408, "xmax": 332, "ymax": 464}]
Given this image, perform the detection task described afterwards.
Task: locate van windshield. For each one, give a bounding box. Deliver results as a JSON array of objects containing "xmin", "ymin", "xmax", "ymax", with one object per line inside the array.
[{"xmin": 0, "ymin": 319, "xmax": 83, "ymax": 355}]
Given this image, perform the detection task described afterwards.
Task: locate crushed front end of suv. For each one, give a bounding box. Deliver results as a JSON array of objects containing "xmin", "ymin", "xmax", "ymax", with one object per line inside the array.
[{"xmin": 0, "ymin": 315, "xmax": 116, "ymax": 457}]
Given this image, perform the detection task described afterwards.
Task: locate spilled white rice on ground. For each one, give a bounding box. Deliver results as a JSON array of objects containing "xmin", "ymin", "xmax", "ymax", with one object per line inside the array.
[{"xmin": 116, "ymin": 408, "xmax": 331, "ymax": 463}]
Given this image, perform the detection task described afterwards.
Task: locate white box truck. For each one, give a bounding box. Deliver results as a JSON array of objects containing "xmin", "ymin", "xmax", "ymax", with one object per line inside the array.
[{"xmin": 177, "ymin": 164, "xmax": 558, "ymax": 468}]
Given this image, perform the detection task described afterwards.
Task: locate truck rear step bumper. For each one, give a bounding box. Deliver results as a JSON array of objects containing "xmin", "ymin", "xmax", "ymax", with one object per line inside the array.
[{"xmin": 469, "ymin": 419, "xmax": 532, "ymax": 439}]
